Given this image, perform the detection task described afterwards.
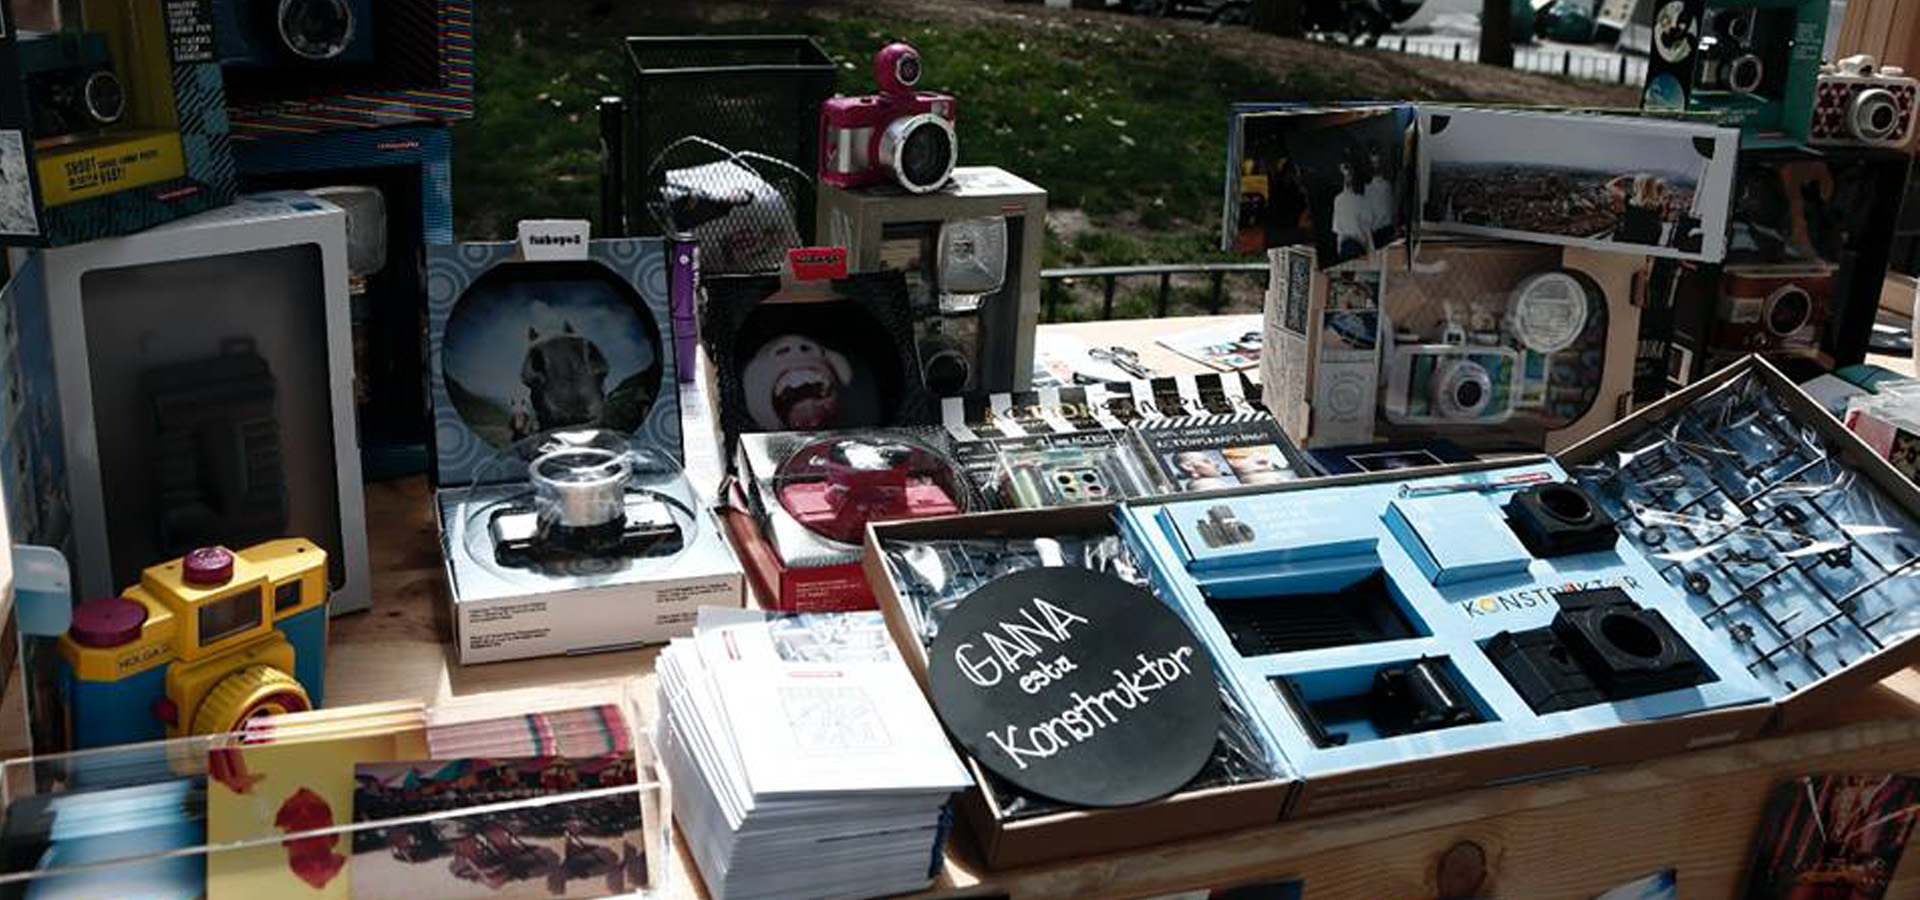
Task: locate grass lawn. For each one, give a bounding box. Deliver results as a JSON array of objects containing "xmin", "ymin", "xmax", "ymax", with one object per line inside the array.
[{"xmin": 455, "ymin": 0, "xmax": 1634, "ymax": 317}]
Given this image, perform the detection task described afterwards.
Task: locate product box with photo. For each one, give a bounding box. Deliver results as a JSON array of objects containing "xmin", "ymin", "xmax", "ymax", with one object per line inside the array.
[
  {"xmin": 0, "ymin": 0, "xmax": 237, "ymax": 246},
  {"xmin": 1226, "ymin": 104, "xmax": 1740, "ymax": 265},
  {"xmin": 1262, "ymin": 239, "xmax": 1648, "ymax": 454},
  {"xmin": 1642, "ymin": 144, "xmax": 1913, "ymax": 398},
  {"xmin": 212, "ymin": 0, "xmax": 476, "ymax": 139},
  {"xmin": 427, "ymin": 226, "xmax": 743, "ymax": 664}
]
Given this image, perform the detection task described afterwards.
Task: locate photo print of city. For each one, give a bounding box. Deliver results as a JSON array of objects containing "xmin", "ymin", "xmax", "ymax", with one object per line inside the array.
[{"xmin": 1418, "ymin": 107, "xmax": 1738, "ymax": 263}]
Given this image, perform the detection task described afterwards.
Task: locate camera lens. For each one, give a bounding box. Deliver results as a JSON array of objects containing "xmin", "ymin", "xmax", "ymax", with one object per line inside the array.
[
  {"xmin": 1454, "ymin": 379, "xmax": 1483, "ymax": 409},
  {"xmin": 1851, "ymin": 88, "xmax": 1903, "ymax": 142},
  {"xmin": 1728, "ymin": 54, "xmax": 1764, "ymax": 94},
  {"xmin": 900, "ymin": 121, "xmax": 952, "ymax": 188},
  {"xmin": 1434, "ymin": 359, "xmax": 1494, "ymax": 420},
  {"xmin": 1765, "ymin": 285, "xmax": 1812, "ymax": 336},
  {"xmin": 278, "ymin": 0, "xmax": 357, "ymax": 61},
  {"xmin": 896, "ymin": 53, "xmax": 922, "ymax": 87},
  {"xmin": 82, "ymin": 70, "xmax": 125, "ymax": 127},
  {"xmin": 880, "ymin": 114, "xmax": 957, "ymax": 194},
  {"xmin": 532, "ymin": 447, "xmax": 630, "ymax": 532},
  {"xmin": 923, "ymin": 347, "xmax": 971, "ymax": 396}
]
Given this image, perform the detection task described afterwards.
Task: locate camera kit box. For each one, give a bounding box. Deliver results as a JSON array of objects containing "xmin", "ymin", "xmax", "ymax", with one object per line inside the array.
[
  {"xmin": 1122, "ymin": 461, "xmax": 1776, "ymax": 817},
  {"xmin": 213, "ymin": 0, "xmax": 476, "ymax": 139},
  {"xmin": 1643, "ymin": 145, "xmax": 1913, "ymax": 398},
  {"xmin": 862, "ymin": 504, "xmax": 1295, "ymax": 870},
  {"xmin": 1263, "ymin": 239, "xmax": 1650, "ymax": 454},
  {"xmin": 14, "ymin": 192, "xmax": 371, "ymax": 622},
  {"xmin": 235, "ymin": 126, "xmax": 454, "ymax": 477},
  {"xmin": 426, "ymin": 225, "xmax": 743, "ymax": 665},
  {"xmin": 1638, "ymin": 0, "xmax": 1828, "ymax": 141},
  {"xmin": 818, "ymin": 166, "xmax": 1046, "ymax": 397},
  {"xmin": 0, "ymin": 0, "xmax": 237, "ymax": 247}
]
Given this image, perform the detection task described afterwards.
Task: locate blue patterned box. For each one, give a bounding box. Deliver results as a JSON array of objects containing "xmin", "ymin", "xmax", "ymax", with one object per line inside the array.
[{"xmin": 425, "ymin": 235, "xmax": 740, "ymax": 664}]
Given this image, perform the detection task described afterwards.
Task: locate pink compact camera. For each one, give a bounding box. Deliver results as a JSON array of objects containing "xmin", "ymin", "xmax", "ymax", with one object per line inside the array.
[{"xmin": 819, "ymin": 42, "xmax": 958, "ymax": 194}]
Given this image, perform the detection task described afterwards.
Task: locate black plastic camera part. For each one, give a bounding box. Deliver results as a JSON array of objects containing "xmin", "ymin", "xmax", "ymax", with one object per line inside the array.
[
  {"xmin": 1505, "ymin": 483, "xmax": 1619, "ymax": 558},
  {"xmin": 1208, "ymin": 570, "xmax": 1418, "ymax": 657},
  {"xmin": 1485, "ymin": 587, "xmax": 1709, "ymax": 714},
  {"xmin": 489, "ymin": 495, "xmax": 683, "ymax": 568},
  {"xmin": 1370, "ymin": 657, "xmax": 1484, "ymax": 737},
  {"xmin": 1274, "ymin": 656, "xmax": 1482, "ymax": 749},
  {"xmin": 19, "ymin": 31, "xmax": 125, "ymax": 142},
  {"xmin": 147, "ymin": 340, "xmax": 289, "ymax": 560}
]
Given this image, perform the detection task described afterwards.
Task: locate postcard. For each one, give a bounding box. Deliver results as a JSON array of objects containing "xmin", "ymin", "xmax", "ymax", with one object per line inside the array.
[
  {"xmin": 1741, "ymin": 774, "xmax": 1920, "ymax": 900},
  {"xmin": 1418, "ymin": 107, "xmax": 1739, "ymax": 263},
  {"xmin": 351, "ymin": 755, "xmax": 646, "ymax": 900},
  {"xmin": 1226, "ymin": 105, "xmax": 1417, "ymax": 267}
]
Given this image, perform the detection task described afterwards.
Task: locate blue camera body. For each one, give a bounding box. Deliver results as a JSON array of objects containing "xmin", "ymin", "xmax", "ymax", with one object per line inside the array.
[{"xmin": 215, "ymin": 0, "xmax": 375, "ymax": 68}]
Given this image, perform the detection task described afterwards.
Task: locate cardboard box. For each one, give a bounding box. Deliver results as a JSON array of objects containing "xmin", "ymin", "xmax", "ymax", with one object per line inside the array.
[
  {"xmin": 215, "ymin": 0, "xmax": 475, "ymax": 139},
  {"xmin": 15, "ymin": 192, "xmax": 371, "ymax": 615},
  {"xmin": 863, "ymin": 505, "xmax": 1294, "ymax": 870},
  {"xmin": 426, "ymin": 228, "xmax": 743, "ymax": 664},
  {"xmin": 1263, "ymin": 239, "xmax": 1648, "ymax": 454},
  {"xmin": 235, "ymin": 126, "xmax": 454, "ymax": 477},
  {"xmin": 817, "ymin": 166, "xmax": 1046, "ymax": 396},
  {"xmin": 0, "ymin": 0, "xmax": 237, "ymax": 247}
]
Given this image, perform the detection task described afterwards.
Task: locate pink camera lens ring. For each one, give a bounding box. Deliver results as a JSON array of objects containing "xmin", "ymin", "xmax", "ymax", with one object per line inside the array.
[{"xmin": 875, "ymin": 42, "xmax": 921, "ymax": 93}]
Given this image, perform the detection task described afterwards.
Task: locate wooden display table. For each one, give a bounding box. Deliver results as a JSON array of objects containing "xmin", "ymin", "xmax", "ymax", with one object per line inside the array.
[{"xmin": 19, "ymin": 317, "xmax": 1920, "ymax": 900}]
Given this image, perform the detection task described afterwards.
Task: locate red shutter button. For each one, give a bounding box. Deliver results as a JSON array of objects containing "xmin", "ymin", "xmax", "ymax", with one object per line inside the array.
[
  {"xmin": 69, "ymin": 597, "xmax": 148, "ymax": 648},
  {"xmin": 183, "ymin": 547, "xmax": 235, "ymax": 586}
]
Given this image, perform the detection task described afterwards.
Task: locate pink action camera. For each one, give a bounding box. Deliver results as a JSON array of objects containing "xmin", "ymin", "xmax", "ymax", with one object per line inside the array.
[{"xmin": 819, "ymin": 42, "xmax": 958, "ymax": 194}]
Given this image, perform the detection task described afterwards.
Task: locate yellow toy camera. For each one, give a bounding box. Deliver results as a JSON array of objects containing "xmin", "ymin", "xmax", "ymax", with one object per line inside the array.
[{"xmin": 58, "ymin": 539, "xmax": 329, "ymax": 749}]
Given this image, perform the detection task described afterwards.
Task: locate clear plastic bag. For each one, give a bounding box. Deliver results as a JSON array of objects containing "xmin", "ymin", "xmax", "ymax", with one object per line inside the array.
[{"xmin": 1569, "ymin": 369, "xmax": 1920, "ymax": 695}]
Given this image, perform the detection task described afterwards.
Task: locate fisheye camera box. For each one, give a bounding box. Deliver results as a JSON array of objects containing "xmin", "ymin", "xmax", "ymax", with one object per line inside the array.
[{"xmin": 426, "ymin": 229, "xmax": 742, "ymax": 664}]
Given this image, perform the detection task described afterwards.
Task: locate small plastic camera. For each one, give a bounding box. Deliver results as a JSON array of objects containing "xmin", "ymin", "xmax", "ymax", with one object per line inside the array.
[
  {"xmin": 1383, "ymin": 344, "xmax": 1520, "ymax": 425},
  {"xmin": 776, "ymin": 438, "xmax": 961, "ymax": 545},
  {"xmin": 58, "ymin": 540, "xmax": 330, "ymax": 749},
  {"xmin": 18, "ymin": 31, "xmax": 125, "ymax": 142},
  {"xmin": 1810, "ymin": 54, "xmax": 1918, "ymax": 149},
  {"xmin": 819, "ymin": 43, "xmax": 958, "ymax": 194},
  {"xmin": 1714, "ymin": 265, "xmax": 1833, "ymax": 356},
  {"xmin": 489, "ymin": 443, "xmax": 684, "ymax": 567}
]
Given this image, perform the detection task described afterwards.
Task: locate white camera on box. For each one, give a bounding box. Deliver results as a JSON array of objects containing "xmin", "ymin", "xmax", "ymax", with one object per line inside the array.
[{"xmin": 1810, "ymin": 54, "xmax": 1918, "ymax": 149}]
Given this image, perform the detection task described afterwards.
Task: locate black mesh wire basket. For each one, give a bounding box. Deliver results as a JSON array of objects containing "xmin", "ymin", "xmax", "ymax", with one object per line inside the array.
[{"xmin": 623, "ymin": 36, "xmax": 837, "ymax": 274}]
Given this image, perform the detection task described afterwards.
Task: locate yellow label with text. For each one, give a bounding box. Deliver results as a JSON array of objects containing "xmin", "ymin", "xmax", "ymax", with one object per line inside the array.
[{"xmin": 36, "ymin": 132, "xmax": 187, "ymax": 206}]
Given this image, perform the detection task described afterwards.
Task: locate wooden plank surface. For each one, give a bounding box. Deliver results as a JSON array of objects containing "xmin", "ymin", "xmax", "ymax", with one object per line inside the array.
[{"xmin": 9, "ymin": 317, "xmax": 1920, "ymax": 900}]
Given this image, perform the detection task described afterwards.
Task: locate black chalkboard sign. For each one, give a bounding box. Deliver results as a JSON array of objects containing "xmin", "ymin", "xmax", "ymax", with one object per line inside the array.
[{"xmin": 926, "ymin": 567, "xmax": 1222, "ymax": 808}]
